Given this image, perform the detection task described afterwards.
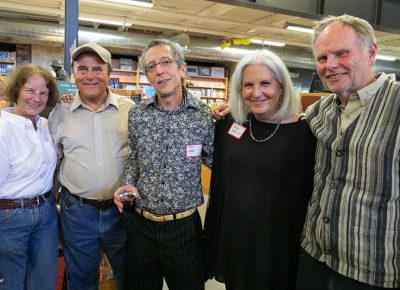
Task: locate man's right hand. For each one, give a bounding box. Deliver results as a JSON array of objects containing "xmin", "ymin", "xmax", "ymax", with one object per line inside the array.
[
  {"xmin": 113, "ymin": 184, "xmax": 140, "ymax": 213},
  {"xmin": 213, "ymin": 103, "xmax": 231, "ymax": 120}
]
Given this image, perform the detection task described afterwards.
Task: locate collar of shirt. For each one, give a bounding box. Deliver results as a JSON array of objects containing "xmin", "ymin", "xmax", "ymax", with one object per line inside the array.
[
  {"xmin": 334, "ymin": 72, "xmax": 388, "ymax": 108},
  {"xmin": 1, "ymin": 107, "xmax": 42, "ymax": 129},
  {"xmin": 145, "ymin": 87, "xmax": 200, "ymax": 112},
  {"xmin": 70, "ymin": 88, "xmax": 120, "ymax": 112}
]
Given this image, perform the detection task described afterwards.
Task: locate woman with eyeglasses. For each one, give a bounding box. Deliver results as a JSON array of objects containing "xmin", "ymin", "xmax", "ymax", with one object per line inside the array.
[{"xmin": 0, "ymin": 64, "xmax": 60, "ymax": 290}]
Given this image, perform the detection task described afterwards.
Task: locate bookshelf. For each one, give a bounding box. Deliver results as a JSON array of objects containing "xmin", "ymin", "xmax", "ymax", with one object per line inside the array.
[
  {"xmin": 109, "ymin": 58, "xmax": 138, "ymax": 90},
  {"xmin": 109, "ymin": 57, "xmax": 229, "ymax": 103},
  {"xmin": 0, "ymin": 50, "xmax": 16, "ymax": 76},
  {"xmin": 187, "ymin": 75, "xmax": 228, "ymax": 106}
]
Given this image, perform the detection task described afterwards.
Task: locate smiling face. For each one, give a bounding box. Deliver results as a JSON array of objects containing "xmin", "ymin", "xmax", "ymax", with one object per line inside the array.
[
  {"xmin": 13, "ymin": 73, "xmax": 49, "ymax": 122},
  {"xmin": 241, "ymin": 64, "xmax": 283, "ymax": 123},
  {"xmin": 314, "ymin": 22, "xmax": 376, "ymax": 102},
  {"xmin": 73, "ymin": 53, "xmax": 109, "ymax": 102},
  {"xmin": 144, "ymin": 44, "xmax": 186, "ymax": 99}
]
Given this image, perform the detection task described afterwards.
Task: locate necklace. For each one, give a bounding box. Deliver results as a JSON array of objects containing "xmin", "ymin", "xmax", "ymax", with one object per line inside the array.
[{"xmin": 248, "ymin": 114, "xmax": 280, "ymax": 142}]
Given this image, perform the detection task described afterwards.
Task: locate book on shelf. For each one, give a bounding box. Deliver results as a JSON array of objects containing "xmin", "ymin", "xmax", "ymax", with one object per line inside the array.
[
  {"xmin": 198, "ymin": 66, "xmax": 211, "ymax": 76},
  {"xmin": 0, "ymin": 63, "xmax": 14, "ymax": 75},
  {"xmin": 211, "ymin": 67, "xmax": 225, "ymax": 77},
  {"xmin": 0, "ymin": 51, "xmax": 16, "ymax": 62},
  {"xmin": 119, "ymin": 58, "xmax": 136, "ymax": 70},
  {"xmin": 109, "ymin": 78, "xmax": 120, "ymax": 89},
  {"xmin": 143, "ymin": 85, "xmax": 155, "ymax": 97},
  {"xmin": 139, "ymin": 74, "xmax": 148, "ymax": 83},
  {"xmin": 111, "ymin": 59, "xmax": 120, "ymax": 70}
]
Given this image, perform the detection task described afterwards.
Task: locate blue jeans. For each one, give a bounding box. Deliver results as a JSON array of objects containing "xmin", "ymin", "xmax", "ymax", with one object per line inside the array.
[
  {"xmin": 296, "ymin": 249, "xmax": 395, "ymax": 290},
  {"xmin": 0, "ymin": 194, "xmax": 58, "ymax": 290},
  {"xmin": 60, "ymin": 187, "xmax": 127, "ymax": 290}
]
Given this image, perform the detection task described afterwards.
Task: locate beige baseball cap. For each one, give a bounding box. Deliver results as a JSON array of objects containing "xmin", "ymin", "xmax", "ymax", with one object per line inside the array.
[{"xmin": 71, "ymin": 42, "xmax": 112, "ymax": 66}]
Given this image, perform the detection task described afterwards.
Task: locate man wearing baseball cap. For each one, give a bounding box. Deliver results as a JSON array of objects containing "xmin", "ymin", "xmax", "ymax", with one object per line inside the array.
[{"xmin": 49, "ymin": 42, "xmax": 133, "ymax": 290}]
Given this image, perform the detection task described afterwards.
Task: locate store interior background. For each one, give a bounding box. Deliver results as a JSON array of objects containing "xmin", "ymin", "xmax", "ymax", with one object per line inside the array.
[
  {"xmin": 1, "ymin": 0, "xmax": 400, "ymax": 289},
  {"xmin": 1, "ymin": 0, "xmax": 400, "ymax": 94}
]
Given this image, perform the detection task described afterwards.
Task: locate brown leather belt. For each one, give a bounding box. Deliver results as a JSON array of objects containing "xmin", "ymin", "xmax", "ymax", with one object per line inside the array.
[
  {"xmin": 69, "ymin": 193, "xmax": 115, "ymax": 211},
  {"xmin": 135, "ymin": 207, "xmax": 196, "ymax": 222},
  {"xmin": 0, "ymin": 191, "xmax": 52, "ymax": 210}
]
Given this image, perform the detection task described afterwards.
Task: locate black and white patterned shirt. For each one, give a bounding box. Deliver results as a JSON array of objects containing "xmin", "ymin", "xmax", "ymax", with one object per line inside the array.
[{"xmin": 122, "ymin": 88, "xmax": 214, "ymax": 215}]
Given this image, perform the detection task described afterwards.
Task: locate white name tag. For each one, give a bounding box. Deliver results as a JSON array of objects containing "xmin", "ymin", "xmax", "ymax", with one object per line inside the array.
[
  {"xmin": 228, "ymin": 122, "xmax": 247, "ymax": 139},
  {"xmin": 186, "ymin": 144, "xmax": 202, "ymax": 158}
]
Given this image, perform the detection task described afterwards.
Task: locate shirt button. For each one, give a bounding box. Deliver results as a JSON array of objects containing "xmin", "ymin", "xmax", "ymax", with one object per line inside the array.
[
  {"xmin": 325, "ymin": 249, "xmax": 331, "ymax": 255},
  {"xmin": 323, "ymin": 217, "xmax": 330, "ymax": 223},
  {"xmin": 330, "ymin": 182, "xmax": 336, "ymax": 189},
  {"xmin": 336, "ymin": 149, "xmax": 343, "ymax": 157}
]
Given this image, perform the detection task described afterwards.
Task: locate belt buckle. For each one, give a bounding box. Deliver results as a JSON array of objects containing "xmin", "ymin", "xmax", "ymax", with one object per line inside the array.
[{"xmin": 36, "ymin": 196, "xmax": 40, "ymax": 205}]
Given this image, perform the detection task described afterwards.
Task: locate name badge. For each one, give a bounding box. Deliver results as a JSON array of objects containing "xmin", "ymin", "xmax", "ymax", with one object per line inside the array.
[
  {"xmin": 228, "ymin": 122, "xmax": 247, "ymax": 139},
  {"xmin": 186, "ymin": 144, "xmax": 202, "ymax": 158}
]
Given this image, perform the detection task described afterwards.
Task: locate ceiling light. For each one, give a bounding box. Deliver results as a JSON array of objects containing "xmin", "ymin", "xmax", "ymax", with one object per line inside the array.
[
  {"xmin": 79, "ymin": 17, "xmax": 132, "ymax": 27},
  {"xmin": 286, "ymin": 24, "xmax": 314, "ymax": 34},
  {"xmin": 104, "ymin": 0, "xmax": 153, "ymax": 8},
  {"xmin": 376, "ymin": 54, "xmax": 396, "ymax": 61},
  {"xmin": 251, "ymin": 39, "xmax": 285, "ymax": 47},
  {"xmin": 79, "ymin": 31, "xmax": 123, "ymax": 40}
]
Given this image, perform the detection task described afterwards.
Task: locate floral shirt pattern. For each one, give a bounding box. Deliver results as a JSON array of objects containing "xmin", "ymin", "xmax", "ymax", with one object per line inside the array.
[{"xmin": 122, "ymin": 88, "xmax": 214, "ymax": 214}]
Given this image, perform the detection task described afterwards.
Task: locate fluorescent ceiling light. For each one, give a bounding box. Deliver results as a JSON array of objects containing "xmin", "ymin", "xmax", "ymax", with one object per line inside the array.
[
  {"xmin": 376, "ymin": 54, "xmax": 396, "ymax": 61},
  {"xmin": 79, "ymin": 31, "xmax": 123, "ymax": 40},
  {"xmin": 104, "ymin": 0, "xmax": 153, "ymax": 8},
  {"xmin": 79, "ymin": 17, "xmax": 132, "ymax": 27},
  {"xmin": 286, "ymin": 25, "xmax": 314, "ymax": 34},
  {"xmin": 251, "ymin": 39, "xmax": 285, "ymax": 47}
]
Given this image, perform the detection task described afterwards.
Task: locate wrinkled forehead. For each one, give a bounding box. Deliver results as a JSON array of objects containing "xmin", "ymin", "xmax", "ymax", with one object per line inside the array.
[{"xmin": 144, "ymin": 44, "xmax": 174, "ymax": 63}]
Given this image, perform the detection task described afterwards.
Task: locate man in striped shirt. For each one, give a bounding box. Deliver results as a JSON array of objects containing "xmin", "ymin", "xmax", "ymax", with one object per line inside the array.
[{"xmin": 297, "ymin": 15, "xmax": 400, "ymax": 289}]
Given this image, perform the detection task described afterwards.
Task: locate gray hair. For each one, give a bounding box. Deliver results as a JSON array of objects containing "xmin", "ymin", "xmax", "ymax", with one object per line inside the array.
[
  {"xmin": 312, "ymin": 14, "xmax": 376, "ymax": 54},
  {"xmin": 229, "ymin": 49, "xmax": 300, "ymax": 125},
  {"xmin": 139, "ymin": 39, "xmax": 185, "ymax": 75}
]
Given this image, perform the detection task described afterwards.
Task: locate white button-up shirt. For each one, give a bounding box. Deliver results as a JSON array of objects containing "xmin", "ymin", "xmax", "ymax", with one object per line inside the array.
[{"xmin": 0, "ymin": 108, "xmax": 57, "ymax": 199}]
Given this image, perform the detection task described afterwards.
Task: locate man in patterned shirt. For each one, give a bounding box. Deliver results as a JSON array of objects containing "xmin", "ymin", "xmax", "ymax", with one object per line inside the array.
[
  {"xmin": 114, "ymin": 39, "xmax": 214, "ymax": 290},
  {"xmin": 297, "ymin": 15, "xmax": 400, "ymax": 289}
]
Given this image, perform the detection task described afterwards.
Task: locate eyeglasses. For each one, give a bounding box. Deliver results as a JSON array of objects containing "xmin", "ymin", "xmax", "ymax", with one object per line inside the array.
[{"xmin": 145, "ymin": 58, "xmax": 177, "ymax": 73}]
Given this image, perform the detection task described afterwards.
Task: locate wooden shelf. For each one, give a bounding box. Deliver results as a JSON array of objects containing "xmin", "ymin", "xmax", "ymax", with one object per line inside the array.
[
  {"xmin": 0, "ymin": 60, "xmax": 16, "ymax": 76},
  {"xmin": 0, "ymin": 60, "xmax": 15, "ymax": 64},
  {"xmin": 187, "ymin": 74, "xmax": 228, "ymax": 102},
  {"xmin": 188, "ymin": 75, "xmax": 226, "ymax": 80},
  {"xmin": 188, "ymin": 85, "xmax": 226, "ymax": 89}
]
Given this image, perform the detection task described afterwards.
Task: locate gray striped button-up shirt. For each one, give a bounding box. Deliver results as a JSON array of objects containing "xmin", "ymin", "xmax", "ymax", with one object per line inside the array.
[{"xmin": 302, "ymin": 73, "xmax": 400, "ymax": 288}]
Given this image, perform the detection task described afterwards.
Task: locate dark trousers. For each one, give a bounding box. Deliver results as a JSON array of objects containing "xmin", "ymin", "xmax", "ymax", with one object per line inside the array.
[
  {"xmin": 296, "ymin": 249, "xmax": 398, "ymax": 290},
  {"xmin": 125, "ymin": 210, "xmax": 205, "ymax": 290}
]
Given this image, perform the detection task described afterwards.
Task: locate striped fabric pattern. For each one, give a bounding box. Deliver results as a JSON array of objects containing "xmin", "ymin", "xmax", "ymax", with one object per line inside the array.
[{"xmin": 302, "ymin": 76, "xmax": 400, "ymax": 288}]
